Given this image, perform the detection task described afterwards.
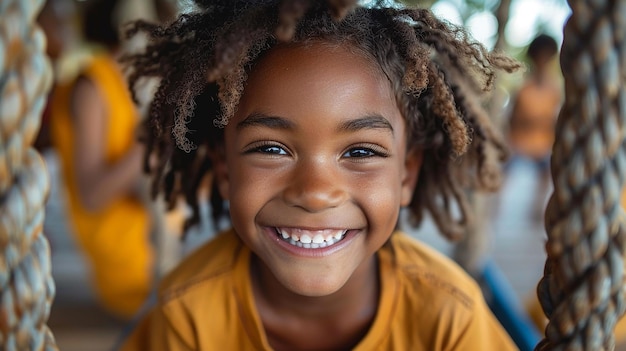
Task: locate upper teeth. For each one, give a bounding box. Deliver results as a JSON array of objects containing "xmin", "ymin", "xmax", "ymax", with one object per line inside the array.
[{"xmin": 276, "ymin": 228, "xmax": 347, "ymax": 248}]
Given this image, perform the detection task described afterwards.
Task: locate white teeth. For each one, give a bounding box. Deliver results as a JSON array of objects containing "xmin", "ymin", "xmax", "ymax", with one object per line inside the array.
[
  {"xmin": 312, "ymin": 234, "xmax": 325, "ymax": 244},
  {"xmin": 276, "ymin": 228, "xmax": 348, "ymax": 249}
]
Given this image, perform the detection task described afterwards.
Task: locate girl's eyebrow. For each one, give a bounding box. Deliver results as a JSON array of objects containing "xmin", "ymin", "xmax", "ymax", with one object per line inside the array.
[
  {"xmin": 236, "ymin": 112, "xmax": 295, "ymax": 130},
  {"xmin": 338, "ymin": 114, "xmax": 394, "ymax": 135},
  {"xmin": 236, "ymin": 112, "xmax": 394, "ymax": 134}
]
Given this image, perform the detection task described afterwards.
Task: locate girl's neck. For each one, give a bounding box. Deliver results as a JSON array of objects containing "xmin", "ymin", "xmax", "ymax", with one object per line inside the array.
[{"xmin": 251, "ymin": 254, "xmax": 380, "ymax": 350}]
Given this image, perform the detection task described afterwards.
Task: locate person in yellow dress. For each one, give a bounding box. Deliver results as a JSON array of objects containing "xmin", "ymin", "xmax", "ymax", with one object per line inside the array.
[
  {"xmin": 118, "ymin": 0, "xmax": 521, "ymax": 349},
  {"xmin": 50, "ymin": 0, "xmax": 154, "ymax": 320}
]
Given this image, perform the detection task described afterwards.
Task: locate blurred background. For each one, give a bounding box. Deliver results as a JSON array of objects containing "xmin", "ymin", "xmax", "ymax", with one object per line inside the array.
[{"xmin": 31, "ymin": 0, "xmax": 578, "ymax": 350}]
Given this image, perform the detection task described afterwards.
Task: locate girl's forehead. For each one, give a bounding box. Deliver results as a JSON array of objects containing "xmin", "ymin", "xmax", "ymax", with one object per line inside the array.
[
  {"xmin": 231, "ymin": 41, "xmax": 405, "ymax": 132},
  {"xmin": 244, "ymin": 42, "xmax": 392, "ymax": 101},
  {"xmin": 255, "ymin": 41, "xmax": 383, "ymax": 77}
]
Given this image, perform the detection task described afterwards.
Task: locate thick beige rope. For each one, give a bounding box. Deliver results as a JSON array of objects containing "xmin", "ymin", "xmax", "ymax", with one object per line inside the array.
[
  {"xmin": 536, "ymin": 0, "xmax": 626, "ymax": 350},
  {"xmin": 0, "ymin": 0, "xmax": 58, "ymax": 349}
]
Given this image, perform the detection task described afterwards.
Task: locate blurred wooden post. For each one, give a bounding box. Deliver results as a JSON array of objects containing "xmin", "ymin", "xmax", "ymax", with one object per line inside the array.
[{"xmin": 0, "ymin": 0, "xmax": 58, "ymax": 349}]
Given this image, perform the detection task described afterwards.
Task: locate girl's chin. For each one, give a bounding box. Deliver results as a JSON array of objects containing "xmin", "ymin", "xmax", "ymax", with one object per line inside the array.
[
  {"xmin": 259, "ymin": 260, "xmax": 353, "ymax": 298},
  {"xmin": 277, "ymin": 275, "xmax": 349, "ymax": 298}
]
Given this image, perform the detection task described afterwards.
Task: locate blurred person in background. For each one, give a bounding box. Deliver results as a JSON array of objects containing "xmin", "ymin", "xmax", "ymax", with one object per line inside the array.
[
  {"xmin": 506, "ymin": 34, "xmax": 562, "ymax": 220},
  {"xmin": 49, "ymin": 0, "xmax": 155, "ymax": 320}
]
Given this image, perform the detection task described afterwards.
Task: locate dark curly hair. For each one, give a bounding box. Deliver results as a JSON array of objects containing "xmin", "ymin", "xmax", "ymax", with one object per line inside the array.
[{"xmin": 121, "ymin": 0, "xmax": 521, "ymax": 240}]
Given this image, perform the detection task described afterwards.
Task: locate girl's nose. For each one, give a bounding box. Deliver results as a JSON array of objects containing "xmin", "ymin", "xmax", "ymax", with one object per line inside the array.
[{"xmin": 282, "ymin": 159, "xmax": 349, "ymax": 212}]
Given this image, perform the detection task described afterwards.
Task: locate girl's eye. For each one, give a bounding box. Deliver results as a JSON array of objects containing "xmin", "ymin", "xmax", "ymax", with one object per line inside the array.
[
  {"xmin": 249, "ymin": 144, "xmax": 288, "ymax": 155},
  {"xmin": 342, "ymin": 147, "xmax": 387, "ymax": 158}
]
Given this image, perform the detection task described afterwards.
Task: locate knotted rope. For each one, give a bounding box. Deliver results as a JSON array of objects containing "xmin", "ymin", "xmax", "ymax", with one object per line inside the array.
[
  {"xmin": 0, "ymin": 0, "xmax": 58, "ymax": 349},
  {"xmin": 536, "ymin": 0, "xmax": 626, "ymax": 349}
]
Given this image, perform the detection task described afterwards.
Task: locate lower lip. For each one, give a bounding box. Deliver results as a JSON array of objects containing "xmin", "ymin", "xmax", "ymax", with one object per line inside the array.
[{"xmin": 264, "ymin": 227, "xmax": 358, "ymax": 257}]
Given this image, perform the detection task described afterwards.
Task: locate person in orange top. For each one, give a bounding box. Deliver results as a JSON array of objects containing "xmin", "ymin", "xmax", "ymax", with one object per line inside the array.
[
  {"xmin": 118, "ymin": 1, "xmax": 520, "ymax": 349},
  {"xmin": 50, "ymin": 0, "xmax": 154, "ymax": 319},
  {"xmin": 508, "ymin": 34, "xmax": 562, "ymax": 163},
  {"xmin": 506, "ymin": 34, "xmax": 563, "ymax": 219}
]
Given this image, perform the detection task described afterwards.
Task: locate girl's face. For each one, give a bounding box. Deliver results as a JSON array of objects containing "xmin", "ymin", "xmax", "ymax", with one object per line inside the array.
[{"xmin": 217, "ymin": 42, "xmax": 421, "ymax": 297}]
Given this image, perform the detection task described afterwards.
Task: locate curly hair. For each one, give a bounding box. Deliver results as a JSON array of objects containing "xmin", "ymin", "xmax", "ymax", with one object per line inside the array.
[{"xmin": 122, "ymin": 0, "xmax": 521, "ymax": 240}]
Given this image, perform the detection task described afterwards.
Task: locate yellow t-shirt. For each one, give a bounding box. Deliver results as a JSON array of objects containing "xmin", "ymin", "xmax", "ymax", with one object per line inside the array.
[
  {"xmin": 120, "ymin": 229, "xmax": 517, "ymax": 350},
  {"xmin": 50, "ymin": 52, "xmax": 153, "ymax": 319}
]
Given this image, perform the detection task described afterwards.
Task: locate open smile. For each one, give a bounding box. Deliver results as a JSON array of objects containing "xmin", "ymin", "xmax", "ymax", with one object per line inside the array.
[{"xmin": 274, "ymin": 228, "xmax": 348, "ymax": 249}]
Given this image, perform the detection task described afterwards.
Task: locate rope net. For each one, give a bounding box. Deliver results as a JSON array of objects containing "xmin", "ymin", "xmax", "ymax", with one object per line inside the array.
[
  {"xmin": 536, "ymin": 0, "xmax": 626, "ymax": 349},
  {"xmin": 0, "ymin": 0, "xmax": 58, "ymax": 349}
]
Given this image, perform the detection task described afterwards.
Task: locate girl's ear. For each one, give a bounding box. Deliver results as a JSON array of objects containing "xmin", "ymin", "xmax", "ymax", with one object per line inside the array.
[
  {"xmin": 210, "ymin": 147, "xmax": 230, "ymax": 201},
  {"xmin": 401, "ymin": 148, "xmax": 422, "ymax": 207}
]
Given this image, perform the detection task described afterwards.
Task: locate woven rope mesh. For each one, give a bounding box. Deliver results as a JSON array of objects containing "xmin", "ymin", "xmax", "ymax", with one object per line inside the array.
[
  {"xmin": 536, "ymin": 0, "xmax": 626, "ymax": 350},
  {"xmin": 0, "ymin": 0, "xmax": 58, "ymax": 349}
]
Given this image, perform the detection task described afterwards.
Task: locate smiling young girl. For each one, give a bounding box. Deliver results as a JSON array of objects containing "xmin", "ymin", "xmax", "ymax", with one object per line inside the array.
[{"xmin": 119, "ymin": 1, "xmax": 521, "ymax": 350}]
